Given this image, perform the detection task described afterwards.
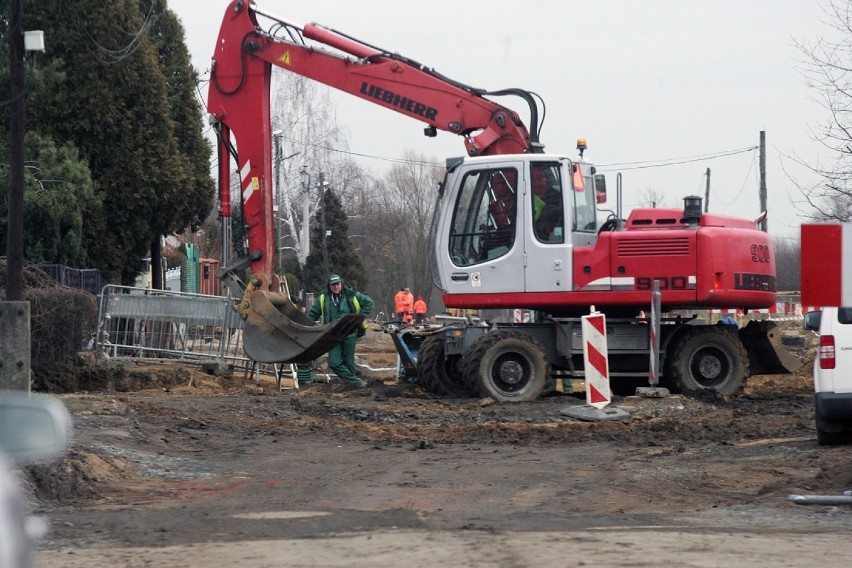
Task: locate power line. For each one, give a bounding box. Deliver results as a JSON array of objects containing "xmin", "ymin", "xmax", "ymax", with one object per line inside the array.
[
  {"xmin": 201, "ymin": 91, "xmax": 761, "ymax": 176},
  {"xmin": 279, "ymin": 140, "xmax": 760, "ymax": 172},
  {"xmin": 714, "ymin": 150, "xmax": 758, "ymax": 207},
  {"xmin": 207, "ymin": 139, "xmax": 764, "ymax": 176},
  {"xmin": 597, "ymin": 146, "xmax": 758, "ymax": 172},
  {"xmin": 272, "ymin": 135, "xmax": 444, "ymax": 167},
  {"xmin": 62, "ymin": 0, "xmax": 157, "ymax": 63}
]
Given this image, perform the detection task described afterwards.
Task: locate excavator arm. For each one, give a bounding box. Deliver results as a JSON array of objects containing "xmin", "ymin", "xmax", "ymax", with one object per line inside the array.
[{"xmin": 208, "ymin": 0, "xmax": 542, "ymax": 363}]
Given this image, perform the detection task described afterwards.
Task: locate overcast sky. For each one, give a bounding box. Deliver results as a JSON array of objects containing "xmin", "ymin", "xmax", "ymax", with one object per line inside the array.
[{"xmin": 169, "ymin": 0, "xmax": 836, "ymax": 239}]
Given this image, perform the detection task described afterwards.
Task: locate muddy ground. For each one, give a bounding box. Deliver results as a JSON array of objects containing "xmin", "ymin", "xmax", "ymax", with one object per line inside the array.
[{"xmin": 26, "ymin": 322, "xmax": 852, "ymax": 566}]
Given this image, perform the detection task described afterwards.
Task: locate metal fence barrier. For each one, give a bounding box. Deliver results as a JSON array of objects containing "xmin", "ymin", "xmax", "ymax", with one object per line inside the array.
[
  {"xmin": 96, "ymin": 285, "xmax": 249, "ymax": 366},
  {"xmin": 40, "ymin": 263, "xmax": 103, "ymax": 295}
]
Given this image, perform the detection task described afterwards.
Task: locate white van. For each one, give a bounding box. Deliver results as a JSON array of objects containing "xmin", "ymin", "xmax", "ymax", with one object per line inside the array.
[
  {"xmin": 803, "ymin": 307, "xmax": 852, "ymax": 445},
  {"xmin": 0, "ymin": 393, "xmax": 72, "ymax": 567}
]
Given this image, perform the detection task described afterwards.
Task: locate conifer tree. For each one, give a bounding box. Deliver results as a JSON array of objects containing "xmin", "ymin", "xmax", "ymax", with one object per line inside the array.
[
  {"xmin": 20, "ymin": 0, "xmax": 213, "ymax": 283},
  {"xmin": 302, "ymin": 187, "xmax": 366, "ymax": 293}
]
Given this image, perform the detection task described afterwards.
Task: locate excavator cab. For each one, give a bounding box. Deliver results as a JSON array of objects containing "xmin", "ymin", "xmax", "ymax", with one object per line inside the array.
[{"xmin": 436, "ymin": 154, "xmax": 597, "ymax": 300}]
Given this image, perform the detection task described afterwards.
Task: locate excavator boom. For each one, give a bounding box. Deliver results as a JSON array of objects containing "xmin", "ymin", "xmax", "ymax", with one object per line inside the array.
[{"xmin": 208, "ymin": 0, "xmax": 540, "ymax": 363}]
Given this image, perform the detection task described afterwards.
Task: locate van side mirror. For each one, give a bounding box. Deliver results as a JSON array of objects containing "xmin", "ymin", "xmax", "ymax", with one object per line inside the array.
[
  {"xmin": 0, "ymin": 393, "xmax": 72, "ymax": 463},
  {"xmin": 594, "ymin": 174, "xmax": 606, "ymax": 204},
  {"xmin": 803, "ymin": 310, "xmax": 822, "ymax": 332}
]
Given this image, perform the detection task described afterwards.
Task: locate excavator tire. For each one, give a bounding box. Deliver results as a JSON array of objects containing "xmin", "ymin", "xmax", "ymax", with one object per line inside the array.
[
  {"xmin": 664, "ymin": 326, "xmax": 748, "ymax": 396},
  {"xmin": 415, "ymin": 335, "xmax": 470, "ymax": 397},
  {"xmin": 462, "ymin": 330, "xmax": 549, "ymax": 403}
]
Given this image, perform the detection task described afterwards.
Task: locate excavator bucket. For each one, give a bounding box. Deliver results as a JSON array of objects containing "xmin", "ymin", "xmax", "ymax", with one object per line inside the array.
[
  {"xmin": 738, "ymin": 320, "xmax": 803, "ymax": 376},
  {"xmin": 237, "ymin": 278, "xmax": 364, "ymax": 364}
]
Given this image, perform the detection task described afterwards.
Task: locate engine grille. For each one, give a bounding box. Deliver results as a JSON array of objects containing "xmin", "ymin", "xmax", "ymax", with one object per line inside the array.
[{"xmin": 617, "ymin": 237, "xmax": 691, "ymax": 257}]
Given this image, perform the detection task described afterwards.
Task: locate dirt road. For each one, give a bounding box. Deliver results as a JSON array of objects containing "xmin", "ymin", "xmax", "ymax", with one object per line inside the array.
[{"xmin": 25, "ymin": 329, "xmax": 852, "ymax": 567}]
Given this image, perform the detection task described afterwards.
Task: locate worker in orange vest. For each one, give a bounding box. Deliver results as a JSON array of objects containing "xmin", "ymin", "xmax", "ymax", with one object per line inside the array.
[
  {"xmin": 403, "ymin": 288, "xmax": 414, "ymax": 324},
  {"xmin": 413, "ymin": 295, "xmax": 428, "ymax": 325},
  {"xmin": 394, "ymin": 288, "xmax": 408, "ymax": 321}
]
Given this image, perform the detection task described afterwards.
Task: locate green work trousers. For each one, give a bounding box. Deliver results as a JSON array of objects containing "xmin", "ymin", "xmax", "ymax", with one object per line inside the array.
[{"xmin": 327, "ymin": 334, "xmax": 360, "ymax": 384}]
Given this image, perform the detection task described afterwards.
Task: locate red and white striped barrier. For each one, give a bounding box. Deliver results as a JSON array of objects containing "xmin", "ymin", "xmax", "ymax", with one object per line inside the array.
[
  {"xmin": 706, "ymin": 296, "xmax": 813, "ymax": 319},
  {"xmin": 801, "ymin": 223, "xmax": 852, "ymax": 307},
  {"xmin": 581, "ymin": 312, "xmax": 611, "ymax": 409}
]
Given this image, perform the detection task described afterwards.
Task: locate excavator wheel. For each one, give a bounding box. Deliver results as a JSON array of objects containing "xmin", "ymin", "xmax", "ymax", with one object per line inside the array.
[
  {"xmin": 462, "ymin": 330, "xmax": 549, "ymax": 402},
  {"xmin": 415, "ymin": 335, "xmax": 470, "ymax": 397},
  {"xmin": 664, "ymin": 326, "xmax": 748, "ymax": 396}
]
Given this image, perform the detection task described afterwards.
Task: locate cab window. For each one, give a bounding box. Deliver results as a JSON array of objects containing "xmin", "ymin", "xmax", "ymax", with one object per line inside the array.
[
  {"xmin": 449, "ymin": 168, "xmax": 518, "ymax": 267},
  {"xmin": 530, "ymin": 162, "xmax": 564, "ymax": 243},
  {"xmin": 573, "ymin": 172, "xmax": 597, "ymax": 232}
]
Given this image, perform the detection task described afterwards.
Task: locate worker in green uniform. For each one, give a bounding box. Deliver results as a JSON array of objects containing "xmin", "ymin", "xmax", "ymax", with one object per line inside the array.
[{"xmin": 308, "ymin": 273, "xmax": 374, "ymax": 388}]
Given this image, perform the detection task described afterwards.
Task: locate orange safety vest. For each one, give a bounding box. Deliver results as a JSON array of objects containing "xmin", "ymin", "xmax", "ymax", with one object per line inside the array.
[
  {"xmin": 414, "ymin": 299, "xmax": 427, "ymax": 314},
  {"xmin": 394, "ymin": 291, "xmax": 407, "ymax": 313}
]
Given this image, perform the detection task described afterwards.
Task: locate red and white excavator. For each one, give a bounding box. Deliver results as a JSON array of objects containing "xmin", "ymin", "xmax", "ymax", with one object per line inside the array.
[{"xmin": 208, "ymin": 0, "xmax": 798, "ymax": 401}]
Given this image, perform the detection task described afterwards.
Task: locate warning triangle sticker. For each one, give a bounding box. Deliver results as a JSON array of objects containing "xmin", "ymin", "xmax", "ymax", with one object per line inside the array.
[
  {"xmin": 588, "ymin": 315, "xmax": 605, "ymax": 335},
  {"xmin": 587, "ymin": 343, "xmax": 608, "ymax": 377},
  {"xmin": 589, "ymin": 384, "xmax": 609, "ymax": 404},
  {"xmin": 278, "ymin": 51, "xmax": 292, "ymax": 66}
]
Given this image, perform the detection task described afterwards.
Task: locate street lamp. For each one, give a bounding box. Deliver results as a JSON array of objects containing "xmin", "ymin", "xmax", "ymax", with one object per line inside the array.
[
  {"xmin": 299, "ymin": 166, "xmax": 311, "ymax": 266},
  {"xmin": 272, "ymin": 130, "xmax": 300, "ymax": 270},
  {"xmin": 319, "ymin": 175, "xmax": 330, "ymax": 276},
  {"xmin": 272, "ymin": 131, "xmax": 284, "ymax": 272}
]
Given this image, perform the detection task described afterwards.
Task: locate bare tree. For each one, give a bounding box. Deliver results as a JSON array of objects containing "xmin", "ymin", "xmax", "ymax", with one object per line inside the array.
[
  {"xmin": 636, "ymin": 187, "xmax": 667, "ymax": 208},
  {"xmin": 268, "ymin": 75, "xmax": 446, "ymax": 315},
  {"xmin": 792, "ymin": 0, "xmax": 852, "ymax": 221},
  {"xmin": 333, "ymin": 151, "xmax": 443, "ymax": 316},
  {"xmin": 270, "ymin": 74, "xmax": 350, "ymax": 267},
  {"xmin": 346, "ymin": 175, "xmax": 408, "ymax": 316},
  {"xmin": 773, "ymin": 236, "xmax": 801, "ymax": 291},
  {"xmin": 382, "ymin": 150, "xmax": 444, "ymax": 306}
]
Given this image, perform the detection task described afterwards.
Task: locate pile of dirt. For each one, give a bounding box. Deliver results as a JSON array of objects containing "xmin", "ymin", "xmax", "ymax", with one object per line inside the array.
[
  {"xmin": 38, "ymin": 362, "xmax": 241, "ymax": 394},
  {"xmin": 24, "ymin": 449, "xmax": 135, "ymax": 503}
]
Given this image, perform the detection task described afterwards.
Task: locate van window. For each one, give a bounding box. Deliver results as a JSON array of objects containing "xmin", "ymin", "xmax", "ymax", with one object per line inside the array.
[{"xmin": 838, "ymin": 308, "xmax": 852, "ymax": 324}]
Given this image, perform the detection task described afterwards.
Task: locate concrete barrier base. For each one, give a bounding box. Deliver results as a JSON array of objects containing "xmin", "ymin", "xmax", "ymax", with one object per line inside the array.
[
  {"xmin": 0, "ymin": 301, "xmax": 30, "ymax": 392},
  {"xmin": 560, "ymin": 404, "xmax": 631, "ymax": 422}
]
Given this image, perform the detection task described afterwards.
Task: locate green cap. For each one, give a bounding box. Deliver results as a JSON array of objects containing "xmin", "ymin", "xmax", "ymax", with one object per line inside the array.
[{"xmin": 328, "ymin": 274, "xmax": 342, "ymax": 285}]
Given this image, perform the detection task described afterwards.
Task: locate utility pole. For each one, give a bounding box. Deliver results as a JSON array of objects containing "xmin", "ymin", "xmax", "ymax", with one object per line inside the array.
[
  {"xmin": 217, "ymin": 125, "xmax": 233, "ymax": 288},
  {"xmin": 704, "ymin": 168, "xmax": 710, "ymax": 213},
  {"xmin": 759, "ymin": 130, "xmax": 768, "ymax": 233},
  {"xmin": 273, "ymin": 131, "xmax": 282, "ymax": 270},
  {"xmin": 319, "ymin": 172, "xmax": 329, "ymax": 276},
  {"xmin": 7, "ymin": 0, "xmax": 25, "ymax": 301},
  {"xmin": 299, "ymin": 167, "xmax": 310, "ymax": 266},
  {"xmin": 2, "ymin": 0, "xmax": 31, "ymax": 392}
]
